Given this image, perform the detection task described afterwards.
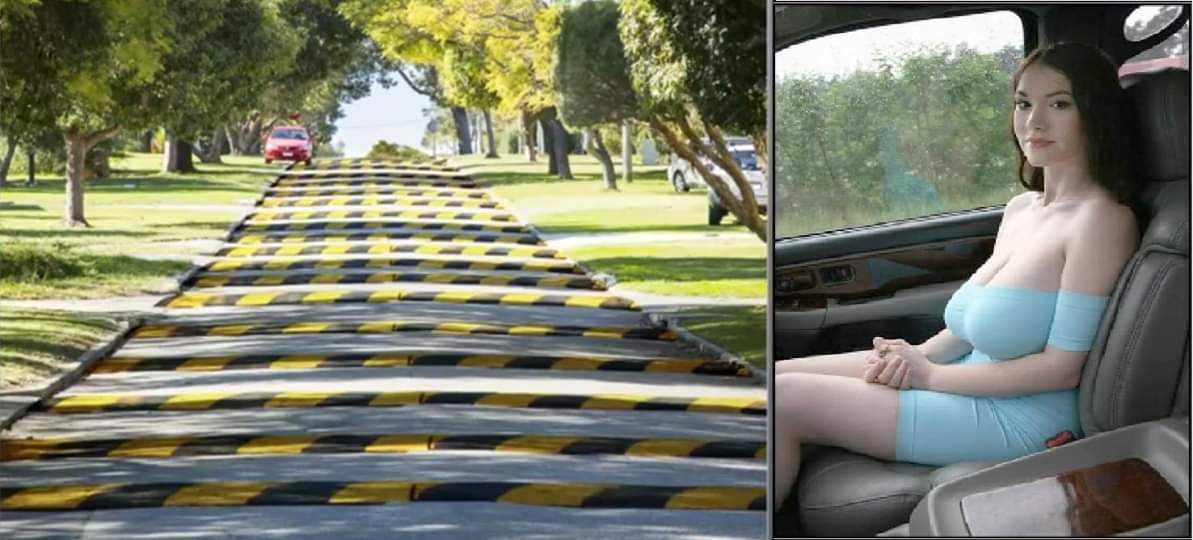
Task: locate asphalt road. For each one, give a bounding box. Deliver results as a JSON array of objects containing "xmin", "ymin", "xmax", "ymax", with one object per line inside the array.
[{"xmin": 0, "ymin": 158, "xmax": 766, "ymax": 539}]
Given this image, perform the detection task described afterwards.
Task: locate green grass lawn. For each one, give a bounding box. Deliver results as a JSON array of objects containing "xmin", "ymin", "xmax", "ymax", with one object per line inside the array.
[
  {"xmin": 0, "ymin": 308, "xmax": 123, "ymax": 389},
  {"xmin": 452, "ymin": 154, "xmax": 766, "ymax": 366},
  {"xmin": 671, "ymin": 305, "xmax": 766, "ymax": 370},
  {"xmin": 0, "ymin": 153, "xmax": 280, "ymax": 298}
]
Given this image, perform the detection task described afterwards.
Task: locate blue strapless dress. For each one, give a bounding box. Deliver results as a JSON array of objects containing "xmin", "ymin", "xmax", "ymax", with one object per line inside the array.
[{"xmin": 894, "ymin": 278, "xmax": 1109, "ymax": 465}]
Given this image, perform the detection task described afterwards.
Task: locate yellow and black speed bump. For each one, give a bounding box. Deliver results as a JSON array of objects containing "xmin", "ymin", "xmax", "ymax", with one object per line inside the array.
[
  {"xmin": 158, "ymin": 289, "xmax": 638, "ymax": 310},
  {"xmin": 215, "ymin": 243, "xmax": 560, "ymax": 259},
  {"xmin": 186, "ymin": 272, "xmax": 598, "ymax": 290},
  {"xmin": 295, "ymin": 159, "xmax": 457, "ymax": 171},
  {"xmin": 249, "ymin": 210, "xmax": 516, "ymax": 223},
  {"xmin": 0, "ymin": 480, "xmax": 765, "ymax": 512},
  {"xmin": 264, "ymin": 187, "xmax": 489, "ymax": 199},
  {"xmin": 274, "ymin": 178, "xmax": 482, "ymax": 189},
  {"xmin": 1, "ymin": 433, "xmax": 764, "ymax": 461},
  {"xmin": 259, "ymin": 197, "xmax": 502, "ymax": 209},
  {"xmin": 202, "ymin": 257, "xmax": 582, "ymax": 275},
  {"xmin": 35, "ymin": 391, "xmax": 765, "ymax": 416},
  {"xmin": 89, "ymin": 353, "xmax": 749, "ymax": 376},
  {"xmin": 229, "ymin": 231, "xmax": 542, "ymax": 246},
  {"xmin": 238, "ymin": 220, "xmax": 527, "ymax": 234},
  {"xmin": 131, "ymin": 319, "xmax": 667, "ymax": 340}
]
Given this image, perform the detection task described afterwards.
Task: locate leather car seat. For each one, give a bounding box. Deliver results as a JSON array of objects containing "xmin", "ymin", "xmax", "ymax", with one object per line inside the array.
[{"xmin": 784, "ymin": 68, "xmax": 1191, "ymax": 537}]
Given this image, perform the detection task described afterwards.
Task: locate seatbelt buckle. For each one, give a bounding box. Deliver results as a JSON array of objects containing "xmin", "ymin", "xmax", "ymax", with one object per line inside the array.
[{"xmin": 1045, "ymin": 430, "xmax": 1078, "ymax": 448}]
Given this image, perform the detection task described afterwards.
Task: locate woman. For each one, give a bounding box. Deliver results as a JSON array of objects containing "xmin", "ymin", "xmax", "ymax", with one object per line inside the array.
[{"xmin": 774, "ymin": 42, "xmax": 1140, "ymax": 507}]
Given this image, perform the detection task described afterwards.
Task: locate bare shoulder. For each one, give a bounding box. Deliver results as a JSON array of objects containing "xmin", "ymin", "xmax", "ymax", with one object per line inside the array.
[
  {"xmin": 1061, "ymin": 198, "xmax": 1140, "ymax": 295},
  {"xmin": 1005, "ymin": 191, "xmax": 1035, "ymax": 216},
  {"xmin": 1069, "ymin": 198, "xmax": 1140, "ymax": 250}
]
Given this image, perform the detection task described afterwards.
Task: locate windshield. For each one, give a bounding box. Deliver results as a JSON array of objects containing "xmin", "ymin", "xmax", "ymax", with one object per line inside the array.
[
  {"xmin": 271, "ymin": 129, "xmax": 308, "ymax": 141},
  {"xmin": 733, "ymin": 150, "xmax": 759, "ymax": 170}
]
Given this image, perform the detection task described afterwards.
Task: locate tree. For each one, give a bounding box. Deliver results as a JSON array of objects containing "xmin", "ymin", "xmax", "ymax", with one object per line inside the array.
[
  {"xmin": 151, "ymin": 0, "xmax": 300, "ymax": 172},
  {"xmin": 0, "ymin": 0, "xmax": 172, "ymax": 226},
  {"xmin": 556, "ymin": 0, "xmax": 638, "ymax": 189},
  {"xmin": 620, "ymin": 0, "xmax": 767, "ymax": 240},
  {"xmin": 341, "ymin": 0, "xmax": 573, "ymax": 176},
  {"xmin": 227, "ymin": 0, "xmax": 392, "ymax": 157}
]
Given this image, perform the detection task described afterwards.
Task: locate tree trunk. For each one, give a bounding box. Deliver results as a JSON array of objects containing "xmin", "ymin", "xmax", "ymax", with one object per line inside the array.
[
  {"xmin": 751, "ymin": 131, "xmax": 769, "ymax": 179},
  {"xmin": 162, "ymin": 133, "xmax": 197, "ymax": 173},
  {"xmin": 483, "ymin": 110, "xmax": 498, "ymax": 158},
  {"xmin": 139, "ymin": 129, "xmax": 154, "ymax": 153},
  {"xmin": 0, "ymin": 142, "xmax": 16, "ymax": 188},
  {"xmin": 551, "ymin": 117, "xmax": 573, "ymax": 180},
  {"xmin": 195, "ymin": 127, "xmax": 224, "ymax": 164},
  {"xmin": 225, "ymin": 126, "xmax": 241, "ymax": 156},
  {"xmin": 65, "ymin": 135, "xmax": 90, "ymax": 227},
  {"xmin": 25, "ymin": 148, "xmax": 35, "ymax": 186},
  {"xmin": 650, "ymin": 116, "xmax": 766, "ymax": 241},
  {"xmin": 521, "ymin": 110, "xmax": 537, "ymax": 162},
  {"xmin": 621, "ymin": 121, "xmax": 633, "ymax": 184},
  {"xmin": 539, "ymin": 114, "xmax": 558, "ymax": 175},
  {"xmin": 451, "ymin": 107, "xmax": 472, "ymax": 155},
  {"xmin": 585, "ymin": 128, "xmax": 616, "ymax": 190}
]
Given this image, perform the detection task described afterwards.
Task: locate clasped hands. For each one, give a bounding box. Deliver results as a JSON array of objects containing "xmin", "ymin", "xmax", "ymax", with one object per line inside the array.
[{"xmin": 863, "ymin": 337, "xmax": 932, "ymax": 390}]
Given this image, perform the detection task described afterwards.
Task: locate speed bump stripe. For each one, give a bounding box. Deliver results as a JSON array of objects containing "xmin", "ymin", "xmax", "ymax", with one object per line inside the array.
[
  {"xmin": 186, "ymin": 272, "xmax": 595, "ymax": 291},
  {"xmin": 1, "ymin": 482, "xmax": 764, "ymax": 511},
  {"xmin": 239, "ymin": 221, "xmax": 525, "ymax": 234},
  {"xmin": 36, "ymin": 392, "xmax": 765, "ymax": 415},
  {"xmin": 109, "ymin": 437, "xmax": 196, "ymax": 458},
  {"xmin": 92, "ymin": 353, "xmax": 743, "ymax": 376},
  {"xmin": 160, "ymin": 290, "xmax": 637, "ymax": 311},
  {"xmin": 329, "ymin": 481, "xmax": 415, "ymax": 504},
  {"xmin": 249, "ymin": 210, "xmax": 515, "ymax": 223},
  {"xmin": 259, "ymin": 197, "xmax": 502, "ymax": 209},
  {"xmin": 497, "ymin": 483, "xmax": 601, "ymax": 507},
  {"xmin": 0, "ymin": 433, "xmax": 763, "ymax": 461},
  {"xmin": 212, "ymin": 243, "xmax": 559, "ymax": 259},
  {"xmin": 0, "ymin": 484, "xmax": 123, "ymax": 510},
  {"xmin": 664, "ymin": 487, "xmax": 765, "ymax": 510},
  {"xmin": 265, "ymin": 188, "xmax": 488, "ymax": 199},
  {"xmin": 237, "ymin": 435, "xmax": 316, "ymax": 455},
  {"xmin": 273, "ymin": 180, "xmax": 481, "ymax": 190},
  {"xmin": 164, "ymin": 482, "xmax": 271, "ymax": 506},
  {"xmin": 230, "ymin": 232, "xmax": 541, "ymax": 246},
  {"xmin": 162, "ymin": 393, "xmax": 234, "ymax": 411},
  {"xmin": 206, "ymin": 257, "xmax": 580, "ymax": 274}
]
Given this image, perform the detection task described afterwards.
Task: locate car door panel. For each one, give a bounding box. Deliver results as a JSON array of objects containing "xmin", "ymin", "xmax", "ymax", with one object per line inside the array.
[{"xmin": 774, "ymin": 210, "xmax": 1001, "ymax": 360}]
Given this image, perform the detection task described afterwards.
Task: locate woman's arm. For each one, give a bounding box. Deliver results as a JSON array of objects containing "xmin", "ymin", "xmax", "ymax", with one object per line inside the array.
[{"xmin": 917, "ymin": 329, "xmax": 972, "ymax": 365}]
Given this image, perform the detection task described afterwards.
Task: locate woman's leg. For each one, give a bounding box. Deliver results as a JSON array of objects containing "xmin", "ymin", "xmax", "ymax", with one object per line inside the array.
[
  {"xmin": 774, "ymin": 372, "xmax": 900, "ymax": 506},
  {"xmin": 774, "ymin": 348, "xmax": 874, "ymax": 379}
]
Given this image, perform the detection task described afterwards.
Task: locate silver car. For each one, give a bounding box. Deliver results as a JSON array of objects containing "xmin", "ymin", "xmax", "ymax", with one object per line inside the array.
[{"xmin": 667, "ymin": 139, "xmax": 768, "ymax": 225}]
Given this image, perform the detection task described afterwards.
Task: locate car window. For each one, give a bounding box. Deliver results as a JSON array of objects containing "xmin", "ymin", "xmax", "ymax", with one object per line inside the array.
[
  {"xmin": 774, "ymin": 11, "xmax": 1024, "ymax": 239},
  {"xmin": 272, "ymin": 129, "xmax": 308, "ymax": 140},
  {"xmin": 1123, "ymin": 5, "xmax": 1189, "ymax": 71},
  {"xmin": 733, "ymin": 150, "xmax": 759, "ymax": 170}
]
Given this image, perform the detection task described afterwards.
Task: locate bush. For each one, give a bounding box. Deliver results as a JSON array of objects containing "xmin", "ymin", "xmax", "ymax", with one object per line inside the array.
[
  {"xmin": 0, "ymin": 243, "xmax": 92, "ymax": 282},
  {"xmin": 366, "ymin": 140, "xmax": 432, "ymax": 163}
]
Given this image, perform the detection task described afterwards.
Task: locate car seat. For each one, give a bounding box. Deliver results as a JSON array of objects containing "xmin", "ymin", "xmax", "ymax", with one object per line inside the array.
[{"xmin": 783, "ymin": 68, "xmax": 1191, "ymax": 537}]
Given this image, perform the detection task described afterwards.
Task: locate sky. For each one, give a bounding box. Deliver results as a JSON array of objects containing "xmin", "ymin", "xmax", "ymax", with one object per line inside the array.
[
  {"xmin": 333, "ymin": 81, "xmax": 433, "ymax": 158},
  {"xmin": 776, "ymin": 10, "xmax": 1023, "ymax": 80}
]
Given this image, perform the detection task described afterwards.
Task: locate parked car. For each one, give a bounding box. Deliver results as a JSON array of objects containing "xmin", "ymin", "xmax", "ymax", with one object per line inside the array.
[
  {"xmin": 774, "ymin": 3, "xmax": 1189, "ymax": 537},
  {"xmin": 666, "ymin": 138, "xmax": 769, "ymax": 225},
  {"xmin": 263, "ymin": 125, "xmax": 313, "ymax": 165}
]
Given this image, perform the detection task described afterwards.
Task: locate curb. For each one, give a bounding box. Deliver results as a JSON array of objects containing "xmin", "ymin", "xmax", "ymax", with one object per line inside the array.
[
  {"xmin": 0, "ymin": 317, "xmax": 139, "ymax": 432},
  {"xmin": 648, "ymin": 313, "xmax": 764, "ymax": 386}
]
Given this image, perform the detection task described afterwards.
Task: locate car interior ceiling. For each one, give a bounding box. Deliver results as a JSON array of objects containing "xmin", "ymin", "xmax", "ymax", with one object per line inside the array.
[{"xmin": 774, "ymin": 4, "xmax": 1190, "ymax": 537}]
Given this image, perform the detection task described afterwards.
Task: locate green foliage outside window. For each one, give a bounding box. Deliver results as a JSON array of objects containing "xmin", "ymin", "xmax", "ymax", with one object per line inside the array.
[{"xmin": 775, "ymin": 44, "xmax": 1024, "ymax": 238}]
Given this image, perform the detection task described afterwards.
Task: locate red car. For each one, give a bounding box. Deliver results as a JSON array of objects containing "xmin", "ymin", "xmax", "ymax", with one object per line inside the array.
[{"xmin": 263, "ymin": 125, "xmax": 313, "ymax": 165}]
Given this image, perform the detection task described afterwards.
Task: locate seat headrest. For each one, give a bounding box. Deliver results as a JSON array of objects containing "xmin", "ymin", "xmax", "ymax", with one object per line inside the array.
[{"xmin": 1122, "ymin": 69, "xmax": 1190, "ymax": 183}]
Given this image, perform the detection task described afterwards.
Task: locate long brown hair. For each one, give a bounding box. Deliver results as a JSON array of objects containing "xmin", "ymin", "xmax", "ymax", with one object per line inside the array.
[{"xmin": 1011, "ymin": 43, "xmax": 1135, "ymax": 204}]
